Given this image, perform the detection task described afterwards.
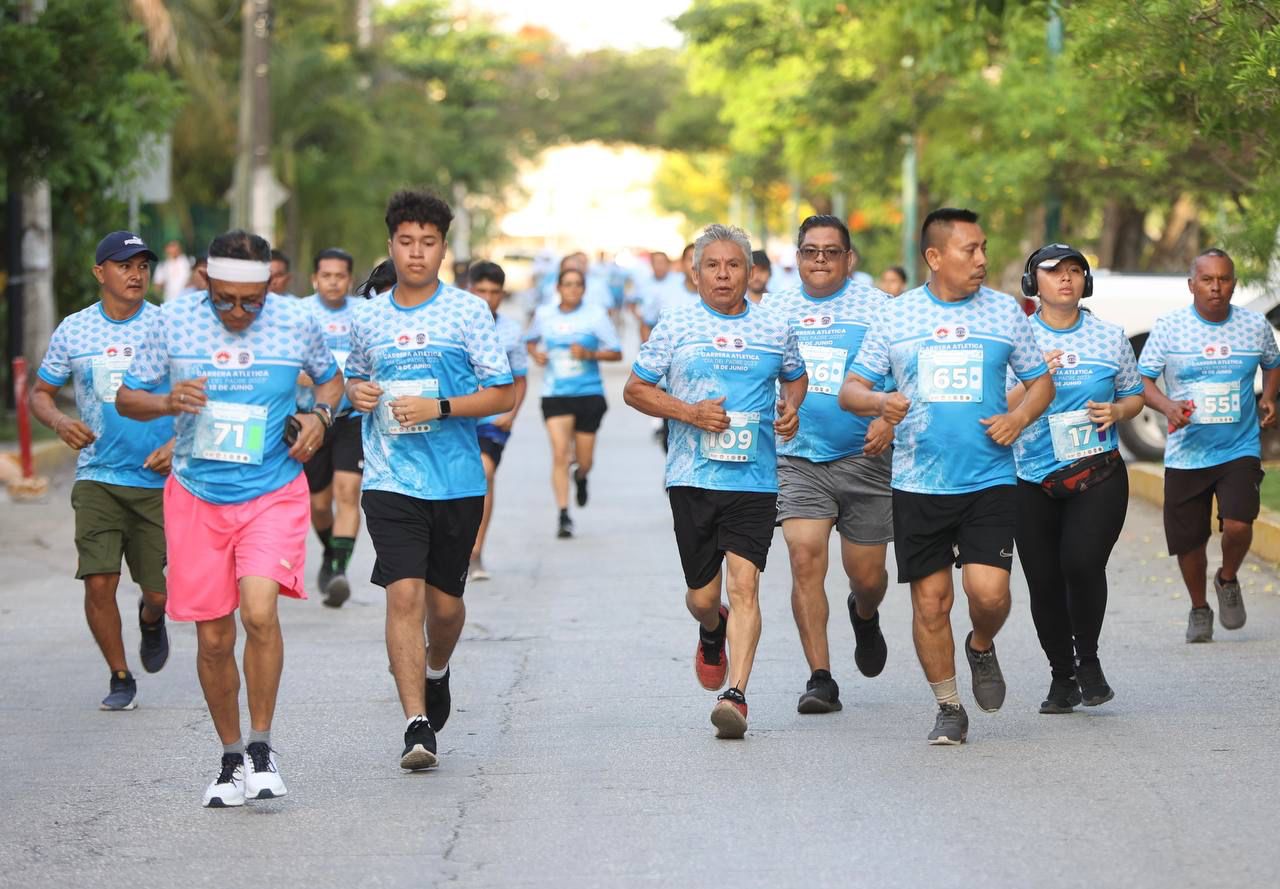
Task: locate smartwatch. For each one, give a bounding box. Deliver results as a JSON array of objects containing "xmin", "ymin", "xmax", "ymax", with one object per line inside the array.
[{"xmin": 438, "ymin": 398, "xmax": 452, "ymax": 419}]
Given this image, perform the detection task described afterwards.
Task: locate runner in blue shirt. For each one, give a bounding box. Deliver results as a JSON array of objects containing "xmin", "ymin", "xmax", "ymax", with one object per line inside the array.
[
  {"xmin": 1138, "ymin": 248, "xmax": 1280, "ymax": 643},
  {"xmin": 30, "ymin": 231, "xmax": 173, "ymax": 712},
  {"xmin": 841, "ymin": 208, "xmax": 1054, "ymax": 745},
  {"xmin": 467, "ymin": 260, "xmax": 529, "ymax": 581},
  {"xmin": 299, "ymin": 247, "xmax": 365, "ymax": 607},
  {"xmin": 764, "ymin": 215, "xmax": 894, "ymax": 715},
  {"xmin": 345, "ymin": 190, "xmax": 514, "ymax": 773},
  {"xmin": 1007, "ymin": 244, "xmax": 1145, "ymax": 714},
  {"xmin": 625, "ymin": 224, "xmax": 807, "ymax": 740},
  {"xmin": 118, "ymin": 229, "xmax": 343, "ymax": 808},
  {"xmin": 525, "ymin": 266, "xmax": 622, "ymax": 539}
]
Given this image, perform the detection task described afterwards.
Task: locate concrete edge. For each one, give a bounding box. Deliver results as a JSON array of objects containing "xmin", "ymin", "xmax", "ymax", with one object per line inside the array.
[
  {"xmin": 0, "ymin": 438, "xmax": 77, "ymax": 479},
  {"xmin": 1127, "ymin": 461, "xmax": 1280, "ymax": 565}
]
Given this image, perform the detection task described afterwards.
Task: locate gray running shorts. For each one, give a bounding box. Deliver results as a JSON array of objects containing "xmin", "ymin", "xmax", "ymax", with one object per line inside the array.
[{"xmin": 777, "ymin": 453, "xmax": 893, "ymax": 545}]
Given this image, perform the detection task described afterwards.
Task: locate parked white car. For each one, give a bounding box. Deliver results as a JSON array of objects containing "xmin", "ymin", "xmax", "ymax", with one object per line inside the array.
[{"xmin": 1085, "ymin": 271, "xmax": 1280, "ymax": 461}]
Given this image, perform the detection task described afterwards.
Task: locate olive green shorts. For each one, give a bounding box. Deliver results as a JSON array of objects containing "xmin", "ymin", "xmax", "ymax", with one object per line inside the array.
[{"xmin": 71, "ymin": 480, "xmax": 167, "ymax": 592}]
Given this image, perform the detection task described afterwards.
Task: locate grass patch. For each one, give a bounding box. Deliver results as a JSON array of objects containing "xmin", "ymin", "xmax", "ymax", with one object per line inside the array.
[
  {"xmin": 0, "ymin": 411, "xmax": 60, "ymax": 445},
  {"xmin": 1263, "ymin": 463, "xmax": 1280, "ymax": 513}
]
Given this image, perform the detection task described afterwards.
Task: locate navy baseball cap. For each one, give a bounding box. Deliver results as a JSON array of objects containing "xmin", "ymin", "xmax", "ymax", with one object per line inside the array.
[{"xmin": 95, "ymin": 231, "xmax": 157, "ymax": 265}]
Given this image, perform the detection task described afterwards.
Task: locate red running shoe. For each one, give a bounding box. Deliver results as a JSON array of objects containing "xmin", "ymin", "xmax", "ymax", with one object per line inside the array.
[
  {"xmin": 694, "ymin": 605, "xmax": 729, "ymax": 690},
  {"xmin": 711, "ymin": 688, "xmax": 748, "ymax": 739}
]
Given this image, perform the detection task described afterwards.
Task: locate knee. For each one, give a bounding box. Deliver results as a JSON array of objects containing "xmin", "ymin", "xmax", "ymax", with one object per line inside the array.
[
  {"xmin": 849, "ymin": 564, "xmax": 888, "ymax": 598},
  {"xmin": 83, "ymin": 575, "xmax": 117, "ymax": 601},
  {"xmin": 788, "ymin": 545, "xmax": 825, "ymax": 585},
  {"xmin": 239, "ymin": 605, "xmax": 280, "ymax": 640},
  {"xmin": 1222, "ymin": 518, "xmax": 1252, "ymax": 539},
  {"xmin": 912, "ymin": 588, "xmax": 953, "ymax": 627},
  {"xmin": 197, "ymin": 627, "xmax": 236, "ymax": 661}
]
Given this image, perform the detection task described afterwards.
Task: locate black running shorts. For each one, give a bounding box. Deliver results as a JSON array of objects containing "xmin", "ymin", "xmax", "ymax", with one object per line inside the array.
[
  {"xmin": 668, "ymin": 486, "xmax": 777, "ymax": 589},
  {"xmin": 1163, "ymin": 456, "xmax": 1263, "ymax": 556},
  {"xmin": 361, "ymin": 490, "xmax": 485, "ymax": 596},
  {"xmin": 541, "ymin": 395, "xmax": 608, "ymax": 433},
  {"xmin": 891, "ymin": 485, "xmax": 1017, "ymax": 584},
  {"xmin": 304, "ymin": 414, "xmax": 364, "ymax": 493}
]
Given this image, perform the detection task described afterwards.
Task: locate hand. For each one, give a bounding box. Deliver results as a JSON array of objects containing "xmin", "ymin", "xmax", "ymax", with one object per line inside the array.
[
  {"xmin": 1086, "ymin": 399, "xmax": 1121, "ymax": 433},
  {"xmin": 569, "ymin": 343, "xmax": 594, "ymax": 360},
  {"xmin": 1261, "ymin": 397, "xmax": 1278, "ymax": 429},
  {"xmin": 531, "ymin": 350, "xmax": 549, "ymax": 367},
  {"xmin": 348, "ymin": 380, "xmax": 383, "ymax": 414},
  {"xmin": 390, "ymin": 395, "xmax": 441, "ymax": 428},
  {"xmin": 1162, "ymin": 399, "xmax": 1195, "ymax": 432},
  {"xmin": 980, "ymin": 411, "xmax": 1028, "ymax": 446},
  {"xmin": 687, "ymin": 396, "xmax": 729, "ymax": 433},
  {"xmin": 54, "ymin": 416, "xmax": 96, "ymax": 450},
  {"xmin": 169, "ymin": 377, "xmax": 208, "ymax": 415},
  {"xmin": 774, "ymin": 399, "xmax": 799, "ymax": 440},
  {"xmin": 288, "ymin": 413, "xmax": 326, "ymax": 462},
  {"xmin": 142, "ymin": 439, "xmax": 174, "ymax": 475},
  {"xmin": 1044, "ymin": 349, "xmax": 1065, "ymax": 374},
  {"xmin": 863, "ymin": 418, "xmax": 895, "ymax": 456},
  {"xmin": 880, "ymin": 392, "xmax": 910, "ymax": 425},
  {"xmin": 491, "ymin": 411, "xmax": 516, "ymax": 433}
]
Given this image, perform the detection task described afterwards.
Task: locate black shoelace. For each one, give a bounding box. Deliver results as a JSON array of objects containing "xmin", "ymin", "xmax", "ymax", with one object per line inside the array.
[
  {"xmin": 216, "ymin": 754, "xmax": 242, "ymax": 784},
  {"xmin": 246, "ymin": 743, "xmax": 276, "ymax": 773}
]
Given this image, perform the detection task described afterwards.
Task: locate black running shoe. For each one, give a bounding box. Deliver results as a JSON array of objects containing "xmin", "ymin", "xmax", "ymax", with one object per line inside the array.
[
  {"xmin": 323, "ymin": 570, "xmax": 350, "ymax": 608},
  {"xmin": 797, "ymin": 669, "xmax": 843, "ymax": 714},
  {"xmin": 426, "ymin": 667, "xmax": 452, "ymax": 733},
  {"xmin": 138, "ymin": 599, "xmax": 169, "ymax": 673},
  {"xmin": 575, "ymin": 470, "xmax": 589, "ymax": 507},
  {"xmin": 1039, "ymin": 676, "xmax": 1082, "ymax": 714},
  {"xmin": 1075, "ymin": 659, "xmax": 1115, "ymax": 707},
  {"xmin": 848, "ymin": 595, "xmax": 888, "ymax": 678},
  {"xmin": 557, "ymin": 512, "xmax": 574, "ymax": 539},
  {"xmin": 316, "ymin": 556, "xmax": 334, "ymax": 596},
  {"xmin": 401, "ymin": 717, "xmax": 439, "ymax": 770},
  {"xmin": 100, "ymin": 670, "xmax": 137, "ymax": 711}
]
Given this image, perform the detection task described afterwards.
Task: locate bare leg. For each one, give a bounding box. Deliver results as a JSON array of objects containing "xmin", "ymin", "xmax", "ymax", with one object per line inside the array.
[
  {"xmin": 239, "ymin": 576, "xmax": 284, "ymax": 734},
  {"xmin": 386, "ymin": 577, "xmax": 428, "ymax": 717},
  {"xmin": 195, "ymin": 614, "xmax": 241, "ymax": 745},
  {"xmin": 545, "ymin": 416, "xmax": 575, "ymax": 511},
  {"xmin": 83, "ymin": 573, "xmax": 127, "ymax": 673},
  {"xmin": 782, "ymin": 518, "xmax": 834, "ymax": 672}
]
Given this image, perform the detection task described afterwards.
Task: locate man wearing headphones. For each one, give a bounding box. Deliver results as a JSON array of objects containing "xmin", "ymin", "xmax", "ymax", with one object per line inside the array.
[
  {"xmin": 1139, "ymin": 249, "xmax": 1280, "ymax": 642},
  {"xmin": 1007, "ymin": 244, "xmax": 1145, "ymax": 714}
]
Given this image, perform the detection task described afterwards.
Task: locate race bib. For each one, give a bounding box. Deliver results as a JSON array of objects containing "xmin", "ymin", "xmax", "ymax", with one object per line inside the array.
[
  {"xmin": 376, "ymin": 378, "xmax": 441, "ymax": 435},
  {"xmin": 91, "ymin": 356, "xmax": 131, "ymax": 404},
  {"xmin": 1189, "ymin": 380, "xmax": 1242, "ymax": 425},
  {"xmin": 550, "ymin": 347, "xmax": 586, "ymax": 379},
  {"xmin": 1048, "ymin": 409, "xmax": 1109, "ymax": 461},
  {"xmin": 193, "ymin": 401, "xmax": 267, "ymax": 465},
  {"xmin": 800, "ymin": 344, "xmax": 848, "ymax": 395},
  {"xmin": 699, "ymin": 411, "xmax": 760, "ymax": 463},
  {"xmin": 918, "ymin": 346, "xmax": 984, "ymax": 403}
]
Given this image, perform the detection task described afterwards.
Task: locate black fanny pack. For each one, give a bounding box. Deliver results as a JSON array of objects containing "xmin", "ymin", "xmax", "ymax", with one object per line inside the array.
[{"xmin": 1039, "ymin": 449, "xmax": 1122, "ymax": 499}]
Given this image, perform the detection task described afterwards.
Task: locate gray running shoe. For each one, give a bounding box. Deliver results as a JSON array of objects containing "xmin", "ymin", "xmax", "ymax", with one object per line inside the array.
[
  {"xmin": 928, "ymin": 703, "xmax": 968, "ymax": 745},
  {"xmin": 100, "ymin": 670, "xmax": 137, "ymax": 711},
  {"xmin": 796, "ymin": 669, "xmax": 842, "ymax": 714},
  {"xmin": 1186, "ymin": 606, "xmax": 1214, "ymax": 643},
  {"xmin": 1214, "ymin": 571, "xmax": 1246, "ymax": 630},
  {"xmin": 964, "ymin": 631, "xmax": 1006, "ymax": 712}
]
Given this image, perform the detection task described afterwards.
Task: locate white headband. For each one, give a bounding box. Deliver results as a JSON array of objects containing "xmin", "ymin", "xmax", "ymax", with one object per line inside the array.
[{"xmin": 206, "ymin": 256, "xmax": 271, "ymax": 283}]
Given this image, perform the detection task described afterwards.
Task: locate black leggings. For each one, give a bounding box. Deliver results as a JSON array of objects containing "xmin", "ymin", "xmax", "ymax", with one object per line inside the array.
[{"xmin": 1014, "ymin": 469, "xmax": 1129, "ymax": 679}]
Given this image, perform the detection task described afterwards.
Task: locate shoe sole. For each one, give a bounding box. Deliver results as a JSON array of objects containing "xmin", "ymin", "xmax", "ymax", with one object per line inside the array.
[
  {"xmin": 928, "ymin": 733, "xmax": 967, "ymax": 746},
  {"xmin": 246, "ymin": 787, "xmax": 287, "ymax": 800},
  {"xmin": 1219, "ymin": 614, "xmax": 1246, "ymax": 630},
  {"xmin": 1186, "ymin": 635, "xmax": 1213, "ymax": 643},
  {"xmin": 469, "ymin": 570, "xmax": 490, "ymax": 582},
  {"xmin": 401, "ymin": 746, "xmax": 439, "ymax": 770},
  {"xmin": 711, "ymin": 703, "xmax": 747, "ymax": 740},
  {"xmin": 1081, "ymin": 689, "xmax": 1115, "ymax": 707},
  {"xmin": 100, "ymin": 700, "xmax": 138, "ymax": 711},
  {"xmin": 323, "ymin": 576, "xmax": 351, "ymax": 608},
  {"xmin": 557, "ymin": 530, "xmax": 573, "ymax": 539},
  {"xmin": 204, "ymin": 796, "xmax": 245, "ymax": 808},
  {"xmin": 797, "ymin": 694, "xmax": 843, "ymax": 714},
  {"xmin": 1039, "ymin": 702, "xmax": 1075, "ymax": 714}
]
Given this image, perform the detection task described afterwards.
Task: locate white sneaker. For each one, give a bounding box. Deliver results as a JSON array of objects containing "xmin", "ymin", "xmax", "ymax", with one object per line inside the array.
[
  {"xmin": 202, "ymin": 754, "xmax": 246, "ymax": 808},
  {"xmin": 244, "ymin": 742, "xmax": 287, "ymax": 800}
]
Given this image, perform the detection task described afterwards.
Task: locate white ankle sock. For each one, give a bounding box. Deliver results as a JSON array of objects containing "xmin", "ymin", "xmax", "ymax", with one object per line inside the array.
[
  {"xmin": 426, "ymin": 663, "xmax": 449, "ymax": 681},
  {"xmin": 406, "ymin": 714, "xmax": 426, "ymax": 729},
  {"xmin": 930, "ymin": 676, "xmax": 960, "ymax": 707}
]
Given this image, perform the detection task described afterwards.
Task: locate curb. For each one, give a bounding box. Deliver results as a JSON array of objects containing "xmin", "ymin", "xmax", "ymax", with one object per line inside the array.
[
  {"xmin": 0, "ymin": 438, "xmax": 78, "ymax": 480},
  {"xmin": 1128, "ymin": 462, "xmax": 1280, "ymax": 564}
]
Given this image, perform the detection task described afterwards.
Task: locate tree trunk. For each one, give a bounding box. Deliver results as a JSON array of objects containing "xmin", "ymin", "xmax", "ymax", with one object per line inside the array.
[
  {"xmin": 1097, "ymin": 198, "xmax": 1147, "ymax": 271},
  {"xmin": 22, "ymin": 180, "xmax": 55, "ymax": 373}
]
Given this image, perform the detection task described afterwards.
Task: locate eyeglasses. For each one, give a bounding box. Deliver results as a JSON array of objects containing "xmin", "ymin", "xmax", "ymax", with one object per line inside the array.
[
  {"xmin": 210, "ymin": 296, "xmax": 266, "ymax": 313},
  {"xmin": 798, "ymin": 247, "xmax": 849, "ymax": 262}
]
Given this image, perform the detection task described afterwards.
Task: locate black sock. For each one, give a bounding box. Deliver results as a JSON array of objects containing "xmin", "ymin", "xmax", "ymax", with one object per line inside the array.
[
  {"xmin": 330, "ymin": 537, "xmax": 355, "ymax": 572},
  {"xmin": 559, "ymin": 508, "xmax": 570, "ymax": 520},
  {"xmin": 315, "ymin": 525, "xmax": 333, "ymax": 548},
  {"xmin": 700, "ymin": 611, "xmax": 726, "ymax": 641}
]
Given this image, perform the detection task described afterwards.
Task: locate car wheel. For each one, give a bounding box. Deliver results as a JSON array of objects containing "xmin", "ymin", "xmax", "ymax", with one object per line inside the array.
[{"xmin": 1117, "ymin": 333, "xmax": 1167, "ymax": 462}]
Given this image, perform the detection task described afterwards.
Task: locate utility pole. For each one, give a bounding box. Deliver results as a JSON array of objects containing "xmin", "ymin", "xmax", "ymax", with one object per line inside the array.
[
  {"xmin": 230, "ymin": 0, "xmax": 281, "ymax": 240},
  {"xmin": 1044, "ymin": 0, "xmax": 1064, "ymax": 243},
  {"xmin": 901, "ymin": 134, "xmax": 918, "ymax": 286}
]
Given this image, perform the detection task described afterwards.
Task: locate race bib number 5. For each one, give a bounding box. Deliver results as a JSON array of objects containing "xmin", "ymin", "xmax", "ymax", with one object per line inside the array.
[
  {"xmin": 700, "ymin": 411, "xmax": 760, "ymax": 463},
  {"xmin": 1189, "ymin": 380, "xmax": 1242, "ymax": 425},
  {"xmin": 91, "ymin": 356, "xmax": 131, "ymax": 404},
  {"xmin": 193, "ymin": 401, "xmax": 267, "ymax": 465},
  {"xmin": 918, "ymin": 346, "xmax": 984, "ymax": 403},
  {"xmin": 800, "ymin": 345, "xmax": 848, "ymax": 395},
  {"xmin": 1048, "ymin": 409, "xmax": 1109, "ymax": 461},
  {"xmin": 376, "ymin": 379, "xmax": 441, "ymax": 434}
]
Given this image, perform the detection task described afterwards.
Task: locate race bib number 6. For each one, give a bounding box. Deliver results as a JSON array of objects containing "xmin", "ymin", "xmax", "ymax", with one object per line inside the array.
[
  {"xmin": 700, "ymin": 411, "xmax": 760, "ymax": 463},
  {"xmin": 193, "ymin": 401, "xmax": 268, "ymax": 465},
  {"xmin": 1189, "ymin": 380, "xmax": 1242, "ymax": 425},
  {"xmin": 799, "ymin": 345, "xmax": 848, "ymax": 395},
  {"xmin": 918, "ymin": 346, "xmax": 984, "ymax": 403}
]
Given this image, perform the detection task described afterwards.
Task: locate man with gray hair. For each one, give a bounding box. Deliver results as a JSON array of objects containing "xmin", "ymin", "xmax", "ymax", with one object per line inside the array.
[
  {"xmin": 624, "ymin": 224, "xmax": 808, "ymax": 739},
  {"xmin": 1138, "ymin": 248, "xmax": 1280, "ymax": 642}
]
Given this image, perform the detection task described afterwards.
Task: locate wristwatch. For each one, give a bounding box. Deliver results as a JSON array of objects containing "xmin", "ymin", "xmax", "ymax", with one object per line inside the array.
[
  {"xmin": 438, "ymin": 398, "xmax": 452, "ymax": 419},
  {"xmin": 311, "ymin": 402, "xmax": 334, "ymax": 429}
]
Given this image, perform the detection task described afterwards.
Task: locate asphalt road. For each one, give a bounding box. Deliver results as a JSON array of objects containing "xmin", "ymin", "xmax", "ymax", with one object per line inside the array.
[{"xmin": 2, "ymin": 359, "xmax": 1278, "ymax": 889}]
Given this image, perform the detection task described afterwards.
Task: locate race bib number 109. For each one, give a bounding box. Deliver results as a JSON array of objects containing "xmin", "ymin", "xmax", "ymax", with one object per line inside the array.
[{"xmin": 700, "ymin": 411, "xmax": 760, "ymax": 463}]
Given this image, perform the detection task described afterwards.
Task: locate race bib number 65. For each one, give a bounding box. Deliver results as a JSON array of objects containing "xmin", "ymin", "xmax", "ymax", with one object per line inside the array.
[{"xmin": 918, "ymin": 346, "xmax": 984, "ymax": 403}]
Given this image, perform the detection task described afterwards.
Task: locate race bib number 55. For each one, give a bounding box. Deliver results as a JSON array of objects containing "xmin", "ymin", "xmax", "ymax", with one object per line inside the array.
[
  {"xmin": 1189, "ymin": 380, "xmax": 1242, "ymax": 425},
  {"xmin": 918, "ymin": 346, "xmax": 984, "ymax": 403}
]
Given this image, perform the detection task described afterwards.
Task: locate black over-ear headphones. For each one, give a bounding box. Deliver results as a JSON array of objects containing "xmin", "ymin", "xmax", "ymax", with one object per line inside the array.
[{"xmin": 1022, "ymin": 244, "xmax": 1094, "ymax": 299}]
